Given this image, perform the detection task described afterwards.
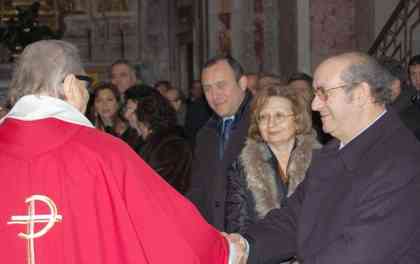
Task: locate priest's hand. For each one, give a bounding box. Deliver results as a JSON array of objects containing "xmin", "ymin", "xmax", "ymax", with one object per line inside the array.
[{"xmin": 222, "ymin": 232, "xmax": 249, "ymax": 264}]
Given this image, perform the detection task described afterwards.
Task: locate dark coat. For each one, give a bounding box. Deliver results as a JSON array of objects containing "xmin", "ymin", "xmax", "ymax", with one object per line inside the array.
[
  {"xmin": 139, "ymin": 127, "xmax": 192, "ymax": 194},
  {"xmin": 391, "ymin": 86, "xmax": 420, "ymax": 139},
  {"xmin": 185, "ymin": 96, "xmax": 212, "ymax": 145},
  {"xmin": 398, "ymin": 104, "xmax": 420, "ymax": 139},
  {"xmin": 187, "ymin": 91, "xmax": 253, "ymax": 230},
  {"xmin": 225, "ymin": 132, "xmax": 320, "ymax": 233},
  {"xmin": 244, "ymin": 110, "xmax": 420, "ymax": 264},
  {"xmin": 119, "ymin": 127, "xmax": 144, "ymax": 151}
]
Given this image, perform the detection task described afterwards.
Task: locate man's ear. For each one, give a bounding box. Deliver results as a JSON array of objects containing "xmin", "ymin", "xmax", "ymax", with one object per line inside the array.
[
  {"xmin": 63, "ymin": 74, "xmax": 77, "ymax": 100},
  {"xmin": 238, "ymin": 75, "xmax": 248, "ymax": 91},
  {"xmin": 353, "ymin": 82, "xmax": 372, "ymax": 106},
  {"xmin": 390, "ymin": 79, "xmax": 401, "ymax": 101},
  {"xmin": 63, "ymin": 74, "xmax": 86, "ymax": 113}
]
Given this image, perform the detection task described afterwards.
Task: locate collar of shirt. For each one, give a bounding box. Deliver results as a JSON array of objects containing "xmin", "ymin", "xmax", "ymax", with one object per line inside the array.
[
  {"xmin": 339, "ymin": 109, "xmax": 387, "ymax": 149},
  {"xmin": 223, "ymin": 116, "xmax": 235, "ymax": 123},
  {"xmin": 210, "ymin": 90, "xmax": 253, "ymax": 130},
  {"xmin": 2, "ymin": 94, "xmax": 94, "ymax": 128}
]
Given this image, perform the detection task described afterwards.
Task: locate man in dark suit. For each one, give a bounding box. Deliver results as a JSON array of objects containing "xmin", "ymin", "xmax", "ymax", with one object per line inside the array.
[
  {"xmin": 226, "ymin": 52, "xmax": 420, "ymax": 263},
  {"xmin": 187, "ymin": 55, "xmax": 252, "ymax": 231},
  {"xmin": 378, "ymin": 57, "xmax": 420, "ymax": 140},
  {"xmin": 185, "ymin": 80, "xmax": 213, "ymax": 145}
]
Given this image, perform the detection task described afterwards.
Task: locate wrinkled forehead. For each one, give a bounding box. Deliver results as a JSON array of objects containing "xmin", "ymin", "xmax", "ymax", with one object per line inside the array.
[
  {"xmin": 201, "ymin": 60, "xmax": 236, "ymax": 82},
  {"xmin": 112, "ymin": 63, "xmax": 131, "ymax": 74},
  {"xmin": 313, "ymin": 58, "xmax": 349, "ymax": 87},
  {"xmin": 260, "ymin": 96, "xmax": 293, "ymax": 112}
]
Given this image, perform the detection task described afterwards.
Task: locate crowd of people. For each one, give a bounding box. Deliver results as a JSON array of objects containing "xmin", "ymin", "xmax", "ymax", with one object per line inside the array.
[
  {"xmin": 82, "ymin": 60, "xmax": 213, "ymax": 194},
  {"xmin": 1, "ymin": 39, "xmax": 420, "ymax": 263}
]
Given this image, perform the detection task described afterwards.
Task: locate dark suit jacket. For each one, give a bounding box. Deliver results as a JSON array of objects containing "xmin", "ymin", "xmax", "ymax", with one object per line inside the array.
[
  {"xmin": 188, "ymin": 91, "xmax": 252, "ymax": 230},
  {"xmin": 244, "ymin": 110, "xmax": 420, "ymax": 263},
  {"xmin": 185, "ymin": 97, "xmax": 212, "ymax": 146},
  {"xmin": 138, "ymin": 127, "xmax": 192, "ymax": 195}
]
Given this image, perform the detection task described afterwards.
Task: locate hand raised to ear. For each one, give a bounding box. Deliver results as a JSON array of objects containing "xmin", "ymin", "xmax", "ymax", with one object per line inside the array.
[{"xmin": 63, "ymin": 74, "xmax": 89, "ymax": 114}]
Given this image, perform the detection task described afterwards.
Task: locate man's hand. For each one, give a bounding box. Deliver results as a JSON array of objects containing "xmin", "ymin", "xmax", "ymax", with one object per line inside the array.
[{"xmin": 222, "ymin": 232, "xmax": 249, "ymax": 264}]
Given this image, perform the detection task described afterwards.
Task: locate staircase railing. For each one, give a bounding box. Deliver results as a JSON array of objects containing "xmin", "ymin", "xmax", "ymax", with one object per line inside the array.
[{"xmin": 368, "ymin": 0, "xmax": 420, "ymax": 65}]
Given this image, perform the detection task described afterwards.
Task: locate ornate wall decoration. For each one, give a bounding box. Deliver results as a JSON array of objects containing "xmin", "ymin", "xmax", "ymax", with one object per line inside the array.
[
  {"xmin": 94, "ymin": 0, "xmax": 129, "ymax": 17},
  {"xmin": 0, "ymin": 1, "xmax": 61, "ymax": 61}
]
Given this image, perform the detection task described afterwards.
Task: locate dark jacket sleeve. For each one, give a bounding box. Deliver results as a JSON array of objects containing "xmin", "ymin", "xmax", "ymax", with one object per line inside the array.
[
  {"xmin": 225, "ymin": 159, "xmax": 256, "ymax": 233},
  {"xmin": 139, "ymin": 128, "xmax": 192, "ymax": 195},
  {"xmin": 304, "ymin": 157, "xmax": 420, "ymax": 264},
  {"xmin": 244, "ymin": 179, "xmax": 304, "ymax": 264},
  {"xmin": 186, "ymin": 131, "xmax": 208, "ymax": 218},
  {"xmin": 244, "ymin": 155, "xmax": 420, "ymax": 264}
]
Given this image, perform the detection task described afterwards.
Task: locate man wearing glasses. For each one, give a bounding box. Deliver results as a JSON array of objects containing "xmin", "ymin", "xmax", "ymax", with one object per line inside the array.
[
  {"xmin": 0, "ymin": 40, "xmax": 230, "ymax": 263},
  {"xmin": 226, "ymin": 52, "xmax": 420, "ymax": 264}
]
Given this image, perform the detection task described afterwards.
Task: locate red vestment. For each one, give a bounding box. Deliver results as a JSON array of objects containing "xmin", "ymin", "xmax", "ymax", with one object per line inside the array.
[{"xmin": 0, "ymin": 117, "xmax": 228, "ymax": 263}]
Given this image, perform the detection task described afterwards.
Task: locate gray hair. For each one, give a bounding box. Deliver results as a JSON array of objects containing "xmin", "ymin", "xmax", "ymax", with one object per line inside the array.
[
  {"xmin": 340, "ymin": 53, "xmax": 394, "ymax": 105},
  {"xmin": 377, "ymin": 56, "xmax": 406, "ymax": 83},
  {"xmin": 8, "ymin": 40, "xmax": 84, "ymax": 105},
  {"xmin": 110, "ymin": 59, "xmax": 137, "ymax": 78}
]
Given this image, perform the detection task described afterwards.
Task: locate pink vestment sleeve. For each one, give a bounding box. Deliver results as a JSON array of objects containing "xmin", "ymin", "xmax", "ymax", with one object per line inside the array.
[{"xmin": 111, "ymin": 144, "xmax": 229, "ymax": 264}]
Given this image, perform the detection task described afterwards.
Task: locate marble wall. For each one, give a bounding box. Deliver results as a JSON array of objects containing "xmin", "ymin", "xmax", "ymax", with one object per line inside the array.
[
  {"xmin": 310, "ymin": 0, "xmax": 357, "ymax": 70},
  {"xmin": 61, "ymin": 0, "xmax": 172, "ymax": 84},
  {"xmin": 0, "ymin": 0, "xmax": 401, "ymax": 88}
]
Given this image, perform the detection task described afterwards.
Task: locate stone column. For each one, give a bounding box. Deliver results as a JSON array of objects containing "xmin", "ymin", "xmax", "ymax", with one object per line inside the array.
[
  {"xmin": 310, "ymin": 0, "xmax": 357, "ymax": 69},
  {"xmin": 233, "ymin": 0, "xmax": 257, "ymax": 72},
  {"xmin": 297, "ymin": 0, "xmax": 311, "ymax": 74},
  {"xmin": 354, "ymin": 0, "xmax": 374, "ymax": 51},
  {"xmin": 262, "ymin": 0, "xmax": 280, "ymax": 75},
  {"xmin": 277, "ymin": 0, "xmax": 297, "ymax": 78},
  {"xmin": 139, "ymin": 0, "xmax": 171, "ymax": 84},
  {"xmin": 207, "ymin": 0, "xmax": 221, "ymax": 58}
]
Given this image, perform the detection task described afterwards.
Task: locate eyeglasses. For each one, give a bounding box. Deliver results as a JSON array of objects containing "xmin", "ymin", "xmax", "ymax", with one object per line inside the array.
[
  {"xmin": 313, "ymin": 84, "xmax": 350, "ymax": 102},
  {"xmin": 75, "ymin": 75, "xmax": 94, "ymax": 89},
  {"xmin": 257, "ymin": 112, "xmax": 295, "ymax": 125}
]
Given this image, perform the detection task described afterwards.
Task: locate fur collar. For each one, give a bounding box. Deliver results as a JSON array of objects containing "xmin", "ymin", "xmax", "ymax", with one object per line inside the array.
[{"xmin": 239, "ymin": 131, "xmax": 321, "ymax": 218}]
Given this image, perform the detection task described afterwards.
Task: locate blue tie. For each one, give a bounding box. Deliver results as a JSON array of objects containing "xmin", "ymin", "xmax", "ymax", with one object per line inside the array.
[{"xmin": 219, "ymin": 117, "xmax": 234, "ymax": 159}]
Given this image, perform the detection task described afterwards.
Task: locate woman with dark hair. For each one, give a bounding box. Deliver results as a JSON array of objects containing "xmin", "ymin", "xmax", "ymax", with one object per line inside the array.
[
  {"xmin": 90, "ymin": 83, "xmax": 128, "ymax": 136},
  {"xmin": 122, "ymin": 84, "xmax": 154, "ymax": 149},
  {"xmin": 88, "ymin": 82, "xmax": 141, "ymax": 148},
  {"xmin": 225, "ymin": 82, "xmax": 321, "ymax": 241},
  {"xmin": 136, "ymin": 91, "xmax": 192, "ymax": 194}
]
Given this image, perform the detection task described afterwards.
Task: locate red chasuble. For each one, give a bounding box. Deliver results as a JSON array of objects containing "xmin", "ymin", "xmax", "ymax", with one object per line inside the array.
[{"xmin": 0, "ymin": 117, "xmax": 228, "ymax": 263}]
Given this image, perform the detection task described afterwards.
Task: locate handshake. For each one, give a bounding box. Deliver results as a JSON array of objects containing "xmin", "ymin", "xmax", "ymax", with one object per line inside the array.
[{"xmin": 222, "ymin": 232, "xmax": 249, "ymax": 264}]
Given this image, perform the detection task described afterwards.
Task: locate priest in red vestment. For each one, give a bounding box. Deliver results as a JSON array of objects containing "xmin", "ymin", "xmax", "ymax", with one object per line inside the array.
[{"xmin": 0, "ymin": 40, "xmax": 232, "ymax": 264}]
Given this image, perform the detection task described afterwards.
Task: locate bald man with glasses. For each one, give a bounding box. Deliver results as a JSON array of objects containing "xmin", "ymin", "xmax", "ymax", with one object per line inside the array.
[{"xmin": 226, "ymin": 52, "xmax": 420, "ymax": 264}]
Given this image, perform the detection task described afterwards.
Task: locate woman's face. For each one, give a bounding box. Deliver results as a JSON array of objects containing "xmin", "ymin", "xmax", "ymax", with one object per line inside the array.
[
  {"xmin": 94, "ymin": 89, "xmax": 119, "ymax": 120},
  {"xmin": 123, "ymin": 99, "xmax": 138, "ymax": 129},
  {"xmin": 258, "ymin": 96, "xmax": 297, "ymax": 146}
]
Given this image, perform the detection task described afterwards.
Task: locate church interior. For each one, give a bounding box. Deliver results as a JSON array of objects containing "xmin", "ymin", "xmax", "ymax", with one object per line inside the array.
[{"xmin": 0, "ymin": 0, "xmax": 419, "ymax": 101}]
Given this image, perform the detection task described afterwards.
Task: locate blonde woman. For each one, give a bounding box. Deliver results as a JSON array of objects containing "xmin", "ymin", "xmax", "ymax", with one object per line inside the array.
[{"xmin": 225, "ymin": 82, "xmax": 321, "ymax": 234}]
